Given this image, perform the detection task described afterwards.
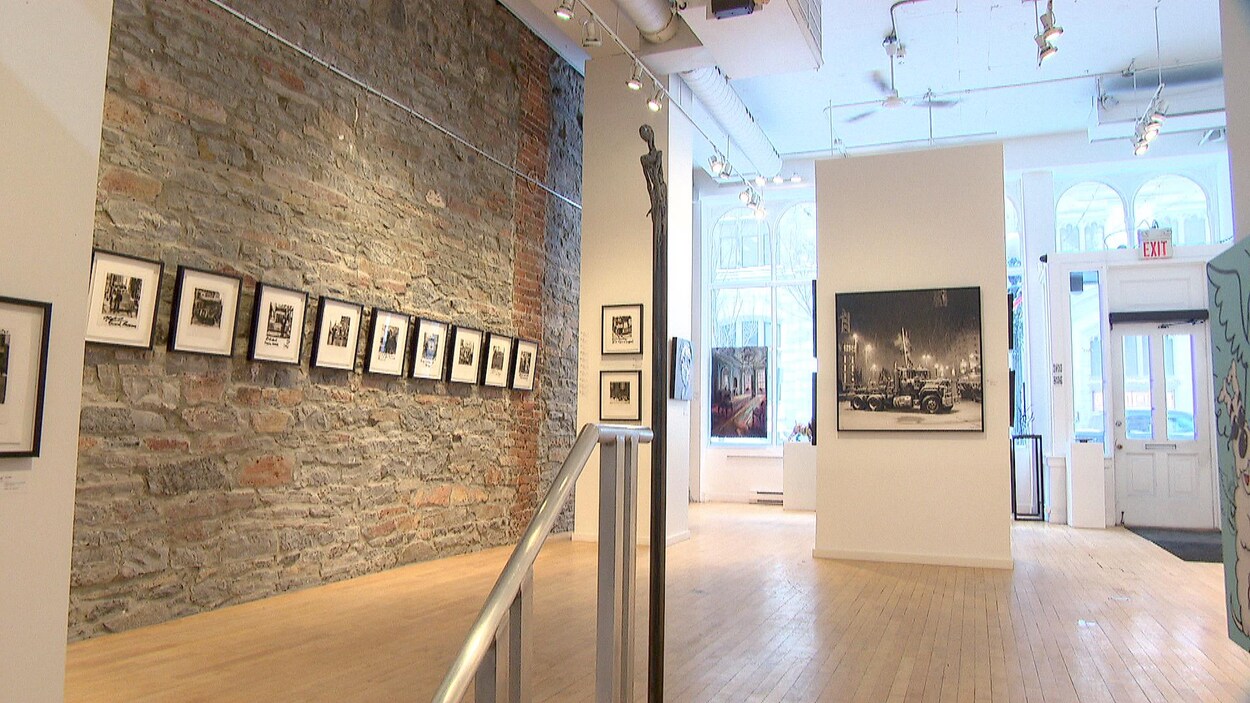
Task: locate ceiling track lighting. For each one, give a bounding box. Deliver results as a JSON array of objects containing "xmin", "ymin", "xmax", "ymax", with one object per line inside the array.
[
  {"xmin": 709, "ymin": 153, "xmax": 726, "ymax": 176},
  {"xmin": 1033, "ymin": 0, "xmax": 1059, "ymax": 65},
  {"xmin": 1039, "ymin": 1, "xmax": 1063, "ymax": 42},
  {"xmin": 789, "ymin": 174, "xmax": 802, "ymax": 184},
  {"xmin": 581, "ymin": 20, "xmax": 601, "ymax": 48},
  {"xmin": 1131, "ymin": 9, "xmax": 1167, "ymax": 157},
  {"xmin": 554, "ymin": 0, "xmax": 575, "ymax": 21},
  {"xmin": 647, "ymin": 85, "xmax": 664, "ymax": 112},
  {"xmin": 626, "ymin": 63, "xmax": 644, "ymax": 91}
]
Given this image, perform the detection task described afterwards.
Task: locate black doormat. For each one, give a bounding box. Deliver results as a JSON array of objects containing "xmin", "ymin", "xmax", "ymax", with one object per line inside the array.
[{"xmin": 1126, "ymin": 526, "xmax": 1222, "ymax": 563}]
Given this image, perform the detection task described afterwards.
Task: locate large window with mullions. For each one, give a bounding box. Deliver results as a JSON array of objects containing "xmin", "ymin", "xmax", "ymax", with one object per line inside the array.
[{"xmin": 707, "ymin": 199, "xmax": 817, "ymax": 444}]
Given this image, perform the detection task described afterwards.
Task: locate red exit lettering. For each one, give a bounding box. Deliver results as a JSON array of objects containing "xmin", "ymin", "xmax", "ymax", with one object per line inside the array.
[{"xmin": 1142, "ymin": 240, "xmax": 1170, "ymax": 259}]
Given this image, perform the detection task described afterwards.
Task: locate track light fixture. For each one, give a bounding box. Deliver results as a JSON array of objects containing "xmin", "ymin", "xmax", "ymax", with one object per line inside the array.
[
  {"xmin": 709, "ymin": 153, "xmax": 726, "ymax": 176},
  {"xmin": 1033, "ymin": 0, "xmax": 1058, "ymax": 65},
  {"xmin": 772, "ymin": 175, "xmax": 783, "ymax": 184},
  {"xmin": 739, "ymin": 187, "xmax": 753, "ymax": 204},
  {"xmin": 754, "ymin": 204, "xmax": 767, "ymax": 220},
  {"xmin": 626, "ymin": 63, "xmax": 644, "ymax": 91},
  {"xmin": 581, "ymin": 20, "xmax": 601, "ymax": 48},
  {"xmin": 1039, "ymin": 1, "xmax": 1063, "ymax": 42},
  {"xmin": 754, "ymin": 175, "xmax": 766, "ymax": 187},
  {"xmin": 1035, "ymin": 34, "xmax": 1057, "ymax": 65},
  {"xmin": 647, "ymin": 86, "xmax": 663, "ymax": 112},
  {"xmin": 554, "ymin": 0, "xmax": 575, "ymax": 21},
  {"xmin": 789, "ymin": 175, "xmax": 802, "ymax": 184}
]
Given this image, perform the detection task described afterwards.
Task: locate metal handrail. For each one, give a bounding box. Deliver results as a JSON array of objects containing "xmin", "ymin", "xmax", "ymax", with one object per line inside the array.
[{"xmin": 432, "ymin": 423, "xmax": 654, "ymax": 702}]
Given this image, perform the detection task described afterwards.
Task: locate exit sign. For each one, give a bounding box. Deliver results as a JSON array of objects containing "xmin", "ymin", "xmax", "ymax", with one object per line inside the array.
[{"xmin": 1139, "ymin": 227, "xmax": 1173, "ymax": 260}]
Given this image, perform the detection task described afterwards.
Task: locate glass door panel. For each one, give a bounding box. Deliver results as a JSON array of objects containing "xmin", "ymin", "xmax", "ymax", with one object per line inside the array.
[
  {"xmin": 1164, "ymin": 334, "xmax": 1197, "ymax": 441},
  {"xmin": 1121, "ymin": 335, "xmax": 1153, "ymax": 440}
]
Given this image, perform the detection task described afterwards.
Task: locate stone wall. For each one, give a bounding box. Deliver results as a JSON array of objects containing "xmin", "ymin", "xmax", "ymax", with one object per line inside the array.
[{"xmin": 71, "ymin": 0, "xmax": 582, "ymax": 640}]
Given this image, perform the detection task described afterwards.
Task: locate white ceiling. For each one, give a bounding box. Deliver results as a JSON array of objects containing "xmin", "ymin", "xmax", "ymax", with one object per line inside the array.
[{"xmin": 504, "ymin": 0, "xmax": 1227, "ymax": 163}]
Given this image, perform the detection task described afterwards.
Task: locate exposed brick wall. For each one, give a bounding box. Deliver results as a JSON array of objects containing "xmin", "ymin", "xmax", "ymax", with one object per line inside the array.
[{"xmin": 71, "ymin": 0, "xmax": 582, "ymax": 639}]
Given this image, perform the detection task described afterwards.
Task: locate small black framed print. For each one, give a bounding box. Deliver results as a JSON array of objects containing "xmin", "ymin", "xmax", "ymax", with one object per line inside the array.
[
  {"xmin": 365, "ymin": 308, "xmax": 411, "ymax": 377},
  {"xmin": 410, "ymin": 318, "xmax": 449, "ymax": 381},
  {"xmin": 247, "ymin": 282, "xmax": 308, "ymax": 365},
  {"xmin": 512, "ymin": 339, "xmax": 538, "ymax": 391},
  {"xmin": 168, "ymin": 266, "xmax": 243, "ymax": 357},
  {"xmin": 481, "ymin": 333, "xmax": 514, "ymax": 388},
  {"xmin": 85, "ymin": 249, "xmax": 164, "ymax": 349},
  {"xmin": 447, "ymin": 326, "xmax": 484, "ymax": 384},
  {"xmin": 602, "ymin": 304, "xmax": 644, "ymax": 355},
  {"xmin": 311, "ymin": 297, "xmax": 363, "ymax": 371},
  {"xmin": 600, "ymin": 370, "xmax": 642, "ymax": 423},
  {"xmin": 0, "ymin": 296, "xmax": 52, "ymax": 458}
]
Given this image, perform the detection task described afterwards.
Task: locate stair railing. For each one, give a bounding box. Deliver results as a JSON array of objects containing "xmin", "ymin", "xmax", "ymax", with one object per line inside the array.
[{"xmin": 432, "ymin": 423, "xmax": 654, "ymax": 703}]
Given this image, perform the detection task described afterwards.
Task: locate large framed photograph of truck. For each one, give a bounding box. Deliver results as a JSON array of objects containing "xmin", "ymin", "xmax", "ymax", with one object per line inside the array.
[{"xmin": 835, "ymin": 286, "xmax": 983, "ymax": 432}]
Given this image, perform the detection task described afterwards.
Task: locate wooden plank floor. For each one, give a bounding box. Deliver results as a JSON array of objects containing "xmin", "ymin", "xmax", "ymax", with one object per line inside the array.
[{"xmin": 65, "ymin": 503, "xmax": 1250, "ymax": 702}]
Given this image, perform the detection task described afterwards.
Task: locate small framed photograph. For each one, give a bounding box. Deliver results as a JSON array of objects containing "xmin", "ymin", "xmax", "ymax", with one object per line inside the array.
[
  {"xmin": 247, "ymin": 282, "xmax": 308, "ymax": 365},
  {"xmin": 365, "ymin": 308, "xmax": 412, "ymax": 376},
  {"xmin": 602, "ymin": 303, "xmax": 644, "ymax": 355},
  {"xmin": 447, "ymin": 326, "xmax": 484, "ymax": 384},
  {"xmin": 600, "ymin": 370, "xmax": 642, "ymax": 423},
  {"xmin": 410, "ymin": 318, "xmax": 449, "ymax": 381},
  {"xmin": 85, "ymin": 249, "xmax": 164, "ymax": 349},
  {"xmin": 481, "ymin": 333, "xmax": 514, "ymax": 388},
  {"xmin": 671, "ymin": 337, "xmax": 693, "ymax": 401},
  {"xmin": 168, "ymin": 265, "xmax": 242, "ymax": 357},
  {"xmin": 311, "ymin": 297, "xmax": 364, "ymax": 371},
  {"xmin": 0, "ymin": 296, "xmax": 52, "ymax": 458},
  {"xmin": 512, "ymin": 339, "xmax": 539, "ymax": 392}
]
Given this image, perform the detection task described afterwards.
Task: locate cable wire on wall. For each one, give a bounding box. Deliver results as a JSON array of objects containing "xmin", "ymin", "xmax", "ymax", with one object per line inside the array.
[{"xmin": 201, "ymin": 0, "xmax": 583, "ymax": 210}]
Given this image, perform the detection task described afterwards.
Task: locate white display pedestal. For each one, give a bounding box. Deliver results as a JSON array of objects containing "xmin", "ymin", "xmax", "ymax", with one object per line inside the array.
[
  {"xmin": 1067, "ymin": 441, "xmax": 1107, "ymax": 528},
  {"xmin": 782, "ymin": 442, "xmax": 817, "ymax": 512}
]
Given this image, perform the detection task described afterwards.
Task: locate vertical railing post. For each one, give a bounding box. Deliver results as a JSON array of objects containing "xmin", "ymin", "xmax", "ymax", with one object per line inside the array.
[
  {"xmin": 596, "ymin": 432, "xmax": 639, "ymax": 702},
  {"xmin": 475, "ymin": 640, "xmax": 498, "ymax": 703},
  {"xmin": 505, "ymin": 569, "xmax": 533, "ymax": 703}
]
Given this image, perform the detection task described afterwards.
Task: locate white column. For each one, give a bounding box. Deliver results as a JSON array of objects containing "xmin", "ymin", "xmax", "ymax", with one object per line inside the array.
[{"xmin": 0, "ymin": 1, "xmax": 113, "ymax": 700}]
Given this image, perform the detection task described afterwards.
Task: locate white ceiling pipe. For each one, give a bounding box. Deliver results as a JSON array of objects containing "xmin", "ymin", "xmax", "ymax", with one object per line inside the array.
[
  {"xmin": 615, "ymin": 0, "xmax": 678, "ymax": 43},
  {"xmin": 680, "ymin": 67, "xmax": 784, "ymax": 177}
]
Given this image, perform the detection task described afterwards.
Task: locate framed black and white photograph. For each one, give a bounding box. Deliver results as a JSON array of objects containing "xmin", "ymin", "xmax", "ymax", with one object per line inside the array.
[
  {"xmin": 85, "ymin": 249, "xmax": 163, "ymax": 349},
  {"xmin": 311, "ymin": 297, "xmax": 363, "ymax": 371},
  {"xmin": 835, "ymin": 286, "xmax": 983, "ymax": 432},
  {"xmin": 364, "ymin": 308, "xmax": 411, "ymax": 376},
  {"xmin": 0, "ymin": 296, "xmax": 52, "ymax": 458},
  {"xmin": 711, "ymin": 347, "xmax": 768, "ymax": 438},
  {"xmin": 600, "ymin": 370, "xmax": 642, "ymax": 423},
  {"xmin": 168, "ymin": 265, "xmax": 242, "ymax": 357},
  {"xmin": 447, "ymin": 326, "xmax": 484, "ymax": 384},
  {"xmin": 602, "ymin": 303, "xmax": 644, "ymax": 355},
  {"xmin": 671, "ymin": 337, "xmax": 693, "ymax": 401},
  {"xmin": 512, "ymin": 339, "xmax": 539, "ymax": 391},
  {"xmin": 247, "ymin": 282, "xmax": 308, "ymax": 365},
  {"xmin": 481, "ymin": 333, "xmax": 513, "ymax": 388},
  {"xmin": 410, "ymin": 318, "xmax": 449, "ymax": 381}
]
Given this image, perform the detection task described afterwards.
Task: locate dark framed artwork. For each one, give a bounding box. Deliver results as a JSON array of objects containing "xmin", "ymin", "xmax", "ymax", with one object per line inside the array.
[
  {"xmin": 710, "ymin": 347, "xmax": 768, "ymax": 438},
  {"xmin": 671, "ymin": 337, "xmax": 693, "ymax": 401},
  {"xmin": 410, "ymin": 318, "xmax": 449, "ymax": 381},
  {"xmin": 447, "ymin": 326, "xmax": 484, "ymax": 384},
  {"xmin": 600, "ymin": 370, "xmax": 642, "ymax": 423},
  {"xmin": 481, "ymin": 333, "xmax": 514, "ymax": 388},
  {"xmin": 602, "ymin": 303, "xmax": 644, "ymax": 355},
  {"xmin": 834, "ymin": 286, "xmax": 983, "ymax": 432},
  {"xmin": 512, "ymin": 339, "xmax": 539, "ymax": 391},
  {"xmin": 247, "ymin": 282, "xmax": 308, "ymax": 365},
  {"xmin": 0, "ymin": 296, "xmax": 52, "ymax": 458},
  {"xmin": 84, "ymin": 249, "xmax": 164, "ymax": 349},
  {"xmin": 311, "ymin": 297, "xmax": 363, "ymax": 371},
  {"xmin": 364, "ymin": 308, "xmax": 411, "ymax": 376},
  {"xmin": 168, "ymin": 265, "xmax": 242, "ymax": 357}
]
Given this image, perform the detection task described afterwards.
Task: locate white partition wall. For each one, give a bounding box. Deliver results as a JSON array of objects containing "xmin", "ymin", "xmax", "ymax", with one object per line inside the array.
[
  {"xmin": 814, "ymin": 144, "xmax": 1013, "ymax": 569},
  {"xmin": 1225, "ymin": 0, "xmax": 1250, "ymax": 240},
  {"xmin": 0, "ymin": 1, "xmax": 113, "ymax": 699}
]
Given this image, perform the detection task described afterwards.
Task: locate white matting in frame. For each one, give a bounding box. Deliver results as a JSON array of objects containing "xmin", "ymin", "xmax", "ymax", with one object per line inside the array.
[
  {"xmin": 85, "ymin": 250, "xmax": 164, "ymax": 349},
  {"xmin": 410, "ymin": 318, "xmax": 449, "ymax": 381},
  {"xmin": 168, "ymin": 266, "xmax": 242, "ymax": 357},
  {"xmin": 0, "ymin": 296, "xmax": 52, "ymax": 458},
  {"xmin": 248, "ymin": 282, "xmax": 308, "ymax": 365},
  {"xmin": 448, "ymin": 326, "xmax": 484, "ymax": 384},
  {"xmin": 311, "ymin": 297, "xmax": 363, "ymax": 371},
  {"xmin": 365, "ymin": 308, "xmax": 411, "ymax": 376},
  {"xmin": 482, "ymin": 333, "xmax": 513, "ymax": 387},
  {"xmin": 512, "ymin": 339, "xmax": 538, "ymax": 391}
]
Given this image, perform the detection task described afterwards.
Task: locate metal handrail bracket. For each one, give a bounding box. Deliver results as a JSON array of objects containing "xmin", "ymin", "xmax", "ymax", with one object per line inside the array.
[{"xmin": 432, "ymin": 423, "xmax": 654, "ymax": 703}]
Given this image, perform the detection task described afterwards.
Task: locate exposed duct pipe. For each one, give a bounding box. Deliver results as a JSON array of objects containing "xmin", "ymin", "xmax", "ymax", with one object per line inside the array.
[
  {"xmin": 680, "ymin": 67, "xmax": 784, "ymax": 177},
  {"xmin": 616, "ymin": 0, "xmax": 678, "ymax": 43}
]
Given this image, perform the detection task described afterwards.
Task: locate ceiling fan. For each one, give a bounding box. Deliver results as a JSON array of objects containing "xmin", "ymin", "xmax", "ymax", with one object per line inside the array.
[{"xmin": 844, "ymin": 36, "xmax": 960, "ymax": 122}]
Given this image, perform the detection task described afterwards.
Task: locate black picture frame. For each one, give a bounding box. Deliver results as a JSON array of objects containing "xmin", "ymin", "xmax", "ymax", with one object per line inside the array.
[
  {"xmin": 834, "ymin": 286, "xmax": 984, "ymax": 432},
  {"xmin": 364, "ymin": 308, "xmax": 412, "ymax": 377},
  {"xmin": 410, "ymin": 317, "xmax": 450, "ymax": 381},
  {"xmin": 247, "ymin": 282, "xmax": 308, "ymax": 365},
  {"xmin": 0, "ymin": 296, "xmax": 52, "ymax": 459},
  {"xmin": 447, "ymin": 326, "xmax": 484, "ymax": 384},
  {"xmin": 600, "ymin": 370, "xmax": 643, "ymax": 422},
  {"xmin": 511, "ymin": 338, "xmax": 539, "ymax": 391},
  {"xmin": 671, "ymin": 337, "xmax": 693, "ymax": 401},
  {"xmin": 601, "ymin": 303, "xmax": 644, "ymax": 355},
  {"xmin": 310, "ymin": 297, "xmax": 364, "ymax": 371},
  {"xmin": 481, "ymin": 333, "xmax": 514, "ymax": 388},
  {"xmin": 167, "ymin": 265, "xmax": 243, "ymax": 357},
  {"xmin": 85, "ymin": 249, "xmax": 164, "ymax": 349}
]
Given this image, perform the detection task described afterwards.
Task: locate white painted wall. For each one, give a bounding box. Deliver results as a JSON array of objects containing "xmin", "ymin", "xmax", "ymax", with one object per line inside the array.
[
  {"xmin": 1225, "ymin": 0, "xmax": 1250, "ymax": 240},
  {"xmin": 574, "ymin": 52, "xmax": 691, "ymax": 544},
  {"xmin": 813, "ymin": 144, "xmax": 1013, "ymax": 569},
  {"xmin": 0, "ymin": 1, "xmax": 113, "ymax": 699}
]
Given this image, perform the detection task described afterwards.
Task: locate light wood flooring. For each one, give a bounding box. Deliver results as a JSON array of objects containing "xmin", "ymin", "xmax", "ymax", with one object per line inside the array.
[{"xmin": 66, "ymin": 503, "xmax": 1250, "ymax": 702}]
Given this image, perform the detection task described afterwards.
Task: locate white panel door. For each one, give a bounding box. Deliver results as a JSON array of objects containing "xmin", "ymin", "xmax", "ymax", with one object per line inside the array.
[{"xmin": 1110, "ymin": 322, "xmax": 1215, "ymax": 528}]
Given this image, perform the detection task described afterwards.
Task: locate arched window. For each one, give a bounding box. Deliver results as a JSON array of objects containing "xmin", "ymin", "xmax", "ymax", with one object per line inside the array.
[
  {"xmin": 1005, "ymin": 196, "xmax": 1022, "ymax": 273},
  {"xmin": 1133, "ymin": 175, "xmax": 1211, "ymax": 246},
  {"xmin": 774, "ymin": 202, "xmax": 817, "ymax": 279},
  {"xmin": 1056, "ymin": 182, "xmax": 1128, "ymax": 252},
  {"xmin": 711, "ymin": 208, "xmax": 770, "ymax": 283}
]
